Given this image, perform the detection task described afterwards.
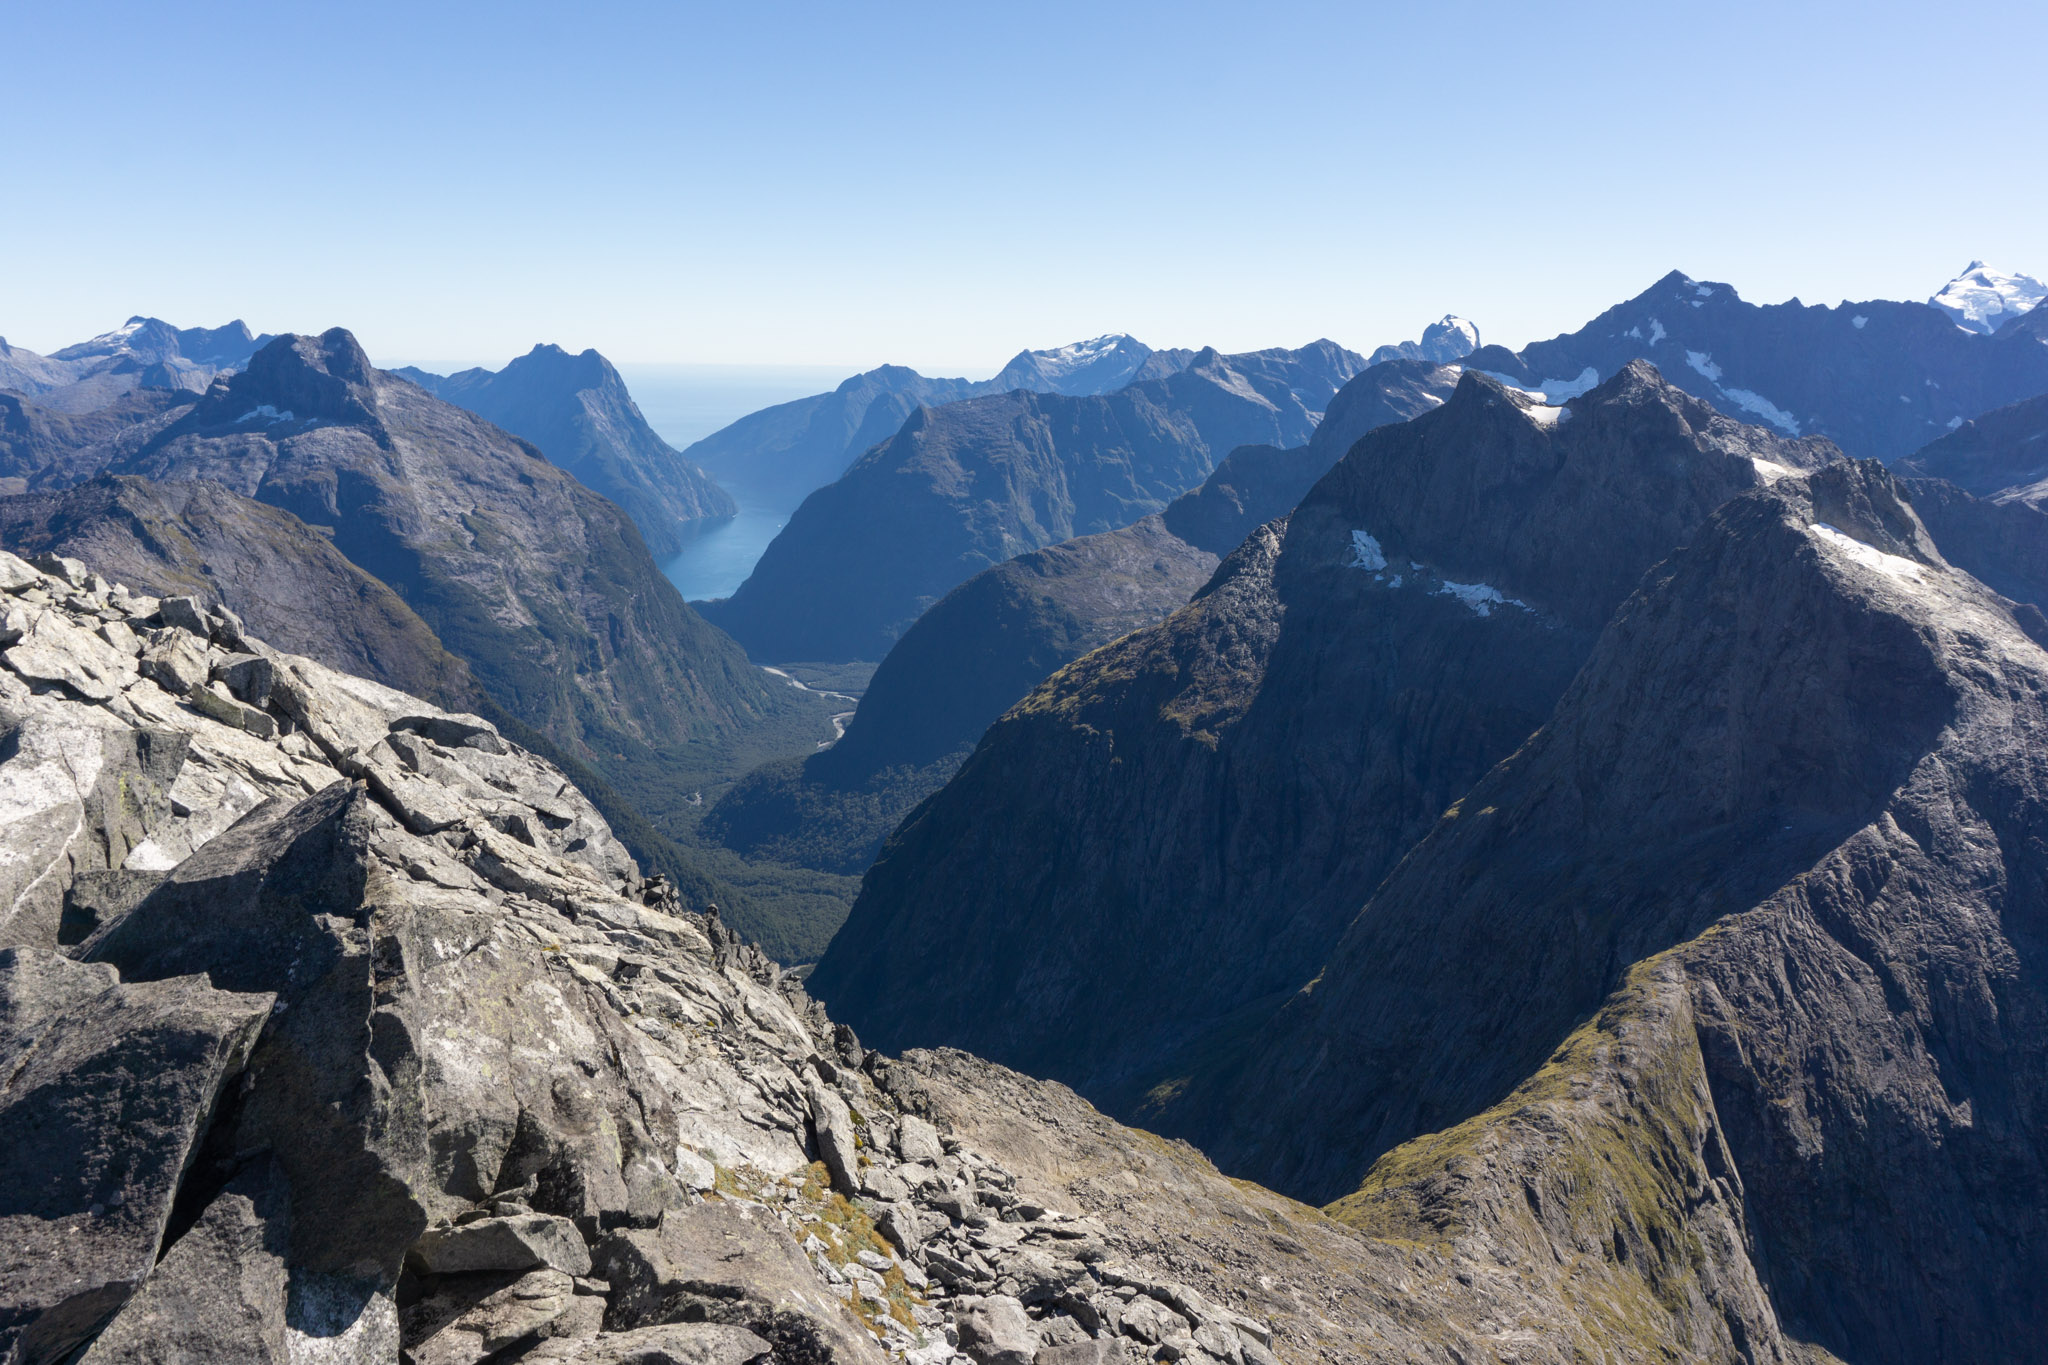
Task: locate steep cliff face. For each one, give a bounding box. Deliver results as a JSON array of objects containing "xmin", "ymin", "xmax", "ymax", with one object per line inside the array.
[
  {"xmin": 105, "ymin": 330, "xmax": 822, "ymax": 794},
  {"xmin": 810, "ymin": 364, "xmax": 1839, "ymax": 1109},
  {"xmin": 411, "ymin": 344, "xmax": 736, "ymax": 555},
  {"xmin": 0, "ymin": 474, "xmax": 479, "ymax": 711},
  {"xmin": 0, "ymin": 544, "xmax": 1882, "ymax": 1365},
  {"xmin": 699, "ymin": 344, "xmax": 1366, "ymax": 663},
  {"xmin": 1185, "ymin": 462, "xmax": 2048, "ymax": 1363}
]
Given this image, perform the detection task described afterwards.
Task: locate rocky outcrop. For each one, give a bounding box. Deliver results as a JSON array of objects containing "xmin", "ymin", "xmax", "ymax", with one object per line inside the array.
[
  {"xmin": 0, "ymin": 474, "xmax": 480, "ymax": 711},
  {"xmin": 406, "ymin": 346, "xmax": 736, "ymax": 556},
  {"xmin": 0, "ymin": 545, "xmax": 1447, "ymax": 1365},
  {"xmin": 699, "ymin": 344, "xmax": 1366, "ymax": 663},
  {"xmin": 811, "ymin": 363, "xmax": 1840, "ymax": 1114}
]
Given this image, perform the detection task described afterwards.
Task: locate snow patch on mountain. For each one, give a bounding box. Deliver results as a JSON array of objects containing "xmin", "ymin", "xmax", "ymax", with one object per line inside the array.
[
  {"xmin": 1930, "ymin": 262, "xmax": 2047, "ymax": 335},
  {"xmin": 1030, "ymin": 335, "xmax": 1134, "ymax": 375},
  {"xmin": 1808, "ymin": 522, "xmax": 1925, "ymax": 581},
  {"xmin": 1437, "ymin": 579, "xmax": 1526, "ymax": 617},
  {"xmin": 1679, "ymin": 351, "xmax": 1800, "ymax": 435},
  {"xmin": 1478, "ymin": 367, "xmax": 1600, "ymax": 404},
  {"xmin": 1347, "ymin": 530, "xmax": 1388, "ymax": 570}
]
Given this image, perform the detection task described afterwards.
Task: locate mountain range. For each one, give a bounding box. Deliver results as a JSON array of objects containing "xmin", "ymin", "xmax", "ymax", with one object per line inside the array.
[
  {"xmin": 805, "ymin": 358, "xmax": 2048, "ymax": 1358},
  {"xmin": 2, "ymin": 542, "xmax": 1966, "ymax": 1365},
  {"xmin": 701, "ymin": 357, "xmax": 1465, "ymax": 887},
  {"xmin": 808, "ymin": 362, "xmax": 1842, "ymax": 1109},
  {"xmin": 697, "ymin": 341, "xmax": 1370, "ymax": 662},
  {"xmin": 0, "ymin": 317, "xmax": 271, "ymax": 413},
  {"xmin": 400, "ymin": 344, "xmax": 735, "ymax": 556},
  {"xmin": 0, "ymin": 327, "xmax": 840, "ymax": 950},
  {"xmin": 1468, "ymin": 268, "xmax": 2048, "ymax": 459},
  {"xmin": 10, "ymin": 258, "xmax": 2048, "ymax": 1363}
]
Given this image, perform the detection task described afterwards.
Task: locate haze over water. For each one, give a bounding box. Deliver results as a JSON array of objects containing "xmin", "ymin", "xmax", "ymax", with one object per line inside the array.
[{"xmin": 620, "ymin": 362, "xmax": 843, "ymax": 601}]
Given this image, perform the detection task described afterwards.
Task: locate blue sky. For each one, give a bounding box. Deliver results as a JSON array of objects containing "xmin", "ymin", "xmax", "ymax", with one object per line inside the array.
[{"xmin": 6, "ymin": 0, "xmax": 2043, "ymax": 373}]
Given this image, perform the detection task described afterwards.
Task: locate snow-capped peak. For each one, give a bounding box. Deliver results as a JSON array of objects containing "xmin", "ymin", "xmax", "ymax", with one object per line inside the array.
[
  {"xmin": 1930, "ymin": 262, "xmax": 2047, "ymax": 335},
  {"xmin": 82, "ymin": 318, "xmax": 149, "ymax": 348},
  {"xmin": 1029, "ymin": 334, "xmax": 1133, "ymax": 372}
]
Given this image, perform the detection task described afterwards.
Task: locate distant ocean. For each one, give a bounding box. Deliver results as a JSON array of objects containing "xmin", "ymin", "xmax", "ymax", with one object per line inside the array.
[{"xmin": 617, "ymin": 363, "xmax": 846, "ymax": 602}]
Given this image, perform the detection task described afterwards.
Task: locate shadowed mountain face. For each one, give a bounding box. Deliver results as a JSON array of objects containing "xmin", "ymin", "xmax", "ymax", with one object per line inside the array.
[
  {"xmin": 104, "ymin": 330, "xmax": 813, "ymax": 789},
  {"xmin": 1463, "ymin": 269, "xmax": 2048, "ymax": 460},
  {"xmin": 1178, "ymin": 461, "xmax": 2048, "ymax": 1364},
  {"xmin": 808, "ymin": 363, "xmax": 1840, "ymax": 1112},
  {"xmin": 0, "ymin": 474, "xmax": 480, "ymax": 711},
  {"xmin": 1894, "ymin": 389, "xmax": 2048, "ymax": 502},
  {"xmin": 402, "ymin": 344, "xmax": 735, "ymax": 556},
  {"xmin": 0, "ymin": 317, "xmax": 271, "ymax": 414},
  {"xmin": 698, "ymin": 342, "xmax": 1366, "ymax": 663}
]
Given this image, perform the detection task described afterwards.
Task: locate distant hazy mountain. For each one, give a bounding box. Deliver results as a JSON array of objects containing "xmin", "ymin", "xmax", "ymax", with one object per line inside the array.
[
  {"xmin": 400, "ymin": 344, "xmax": 736, "ymax": 556},
  {"xmin": 680, "ymin": 334, "xmax": 1178, "ymax": 506},
  {"xmin": 0, "ymin": 317, "xmax": 271, "ymax": 413},
  {"xmin": 1366, "ymin": 314, "xmax": 1480, "ymax": 366},
  {"xmin": 698, "ymin": 341, "xmax": 1367, "ymax": 661},
  {"xmin": 1464, "ymin": 270, "xmax": 2048, "ymax": 460},
  {"xmin": 983, "ymin": 333, "xmax": 1171, "ymax": 394},
  {"xmin": 1929, "ymin": 260, "xmax": 2047, "ymax": 334}
]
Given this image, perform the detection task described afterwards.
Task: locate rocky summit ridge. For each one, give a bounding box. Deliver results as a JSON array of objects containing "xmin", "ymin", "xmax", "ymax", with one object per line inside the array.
[{"xmin": 0, "ymin": 546, "xmax": 1300, "ymax": 1365}]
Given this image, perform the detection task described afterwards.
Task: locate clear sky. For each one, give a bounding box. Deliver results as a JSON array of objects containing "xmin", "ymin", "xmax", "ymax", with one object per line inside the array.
[{"xmin": 6, "ymin": 0, "xmax": 2043, "ymax": 374}]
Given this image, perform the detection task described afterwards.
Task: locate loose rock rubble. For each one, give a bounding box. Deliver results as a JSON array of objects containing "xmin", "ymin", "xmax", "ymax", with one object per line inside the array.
[{"xmin": 0, "ymin": 550, "xmax": 1280, "ymax": 1365}]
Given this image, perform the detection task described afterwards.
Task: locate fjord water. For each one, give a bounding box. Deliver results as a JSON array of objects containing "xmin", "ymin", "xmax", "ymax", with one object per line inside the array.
[
  {"xmin": 659, "ymin": 494, "xmax": 791, "ymax": 602},
  {"xmin": 618, "ymin": 361, "xmax": 842, "ymax": 601}
]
